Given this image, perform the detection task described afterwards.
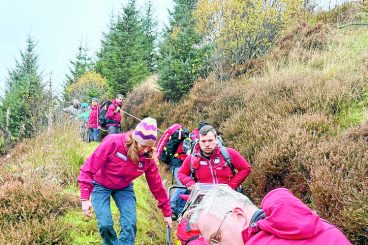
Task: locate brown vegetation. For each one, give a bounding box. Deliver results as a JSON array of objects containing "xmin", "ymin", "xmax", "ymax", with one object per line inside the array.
[
  {"xmin": 123, "ymin": 23, "xmax": 368, "ymax": 243},
  {"xmin": 0, "ymin": 121, "xmax": 83, "ymax": 244}
]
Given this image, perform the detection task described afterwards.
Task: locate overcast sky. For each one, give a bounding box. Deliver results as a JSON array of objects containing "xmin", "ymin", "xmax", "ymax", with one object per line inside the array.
[
  {"xmin": 0, "ymin": 0, "xmax": 354, "ymax": 97},
  {"xmin": 0, "ymin": 0, "xmax": 173, "ymax": 96}
]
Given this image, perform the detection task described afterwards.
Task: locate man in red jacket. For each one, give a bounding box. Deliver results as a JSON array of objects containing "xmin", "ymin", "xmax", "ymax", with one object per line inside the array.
[
  {"xmin": 178, "ymin": 125, "xmax": 251, "ymax": 191},
  {"xmin": 190, "ymin": 186, "xmax": 351, "ymax": 245},
  {"xmin": 106, "ymin": 94, "xmax": 123, "ymax": 134}
]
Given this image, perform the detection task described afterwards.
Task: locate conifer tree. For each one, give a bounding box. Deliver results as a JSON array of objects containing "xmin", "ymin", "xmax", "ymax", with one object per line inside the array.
[
  {"xmin": 157, "ymin": 0, "xmax": 209, "ymax": 102},
  {"xmin": 96, "ymin": 0, "xmax": 150, "ymax": 95},
  {"xmin": 142, "ymin": 0, "xmax": 157, "ymax": 72},
  {"xmin": 63, "ymin": 43, "xmax": 94, "ymax": 101},
  {"xmin": 0, "ymin": 35, "xmax": 47, "ymax": 139}
]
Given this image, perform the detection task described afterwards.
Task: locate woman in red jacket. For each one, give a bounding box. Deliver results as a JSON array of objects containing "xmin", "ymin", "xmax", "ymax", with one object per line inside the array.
[
  {"xmin": 87, "ymin": 97, "xmax": 100, "ymax": 142},
  {"xmin": 78, "ymin": 117, "xmax": 172, "ymax": 245}
]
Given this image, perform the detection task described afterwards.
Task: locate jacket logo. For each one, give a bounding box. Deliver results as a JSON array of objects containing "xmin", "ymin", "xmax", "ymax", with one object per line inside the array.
[
  {"xmin": 214, "ymin": 157, "xmax": 220, "ymax": 164},
  {"xmin": 116, "ymin": 152, "xmax": 127, "ymax": 161},
  {"xmin": 200, "ymin": 161, "xmax": 207, "ymax": 165}
]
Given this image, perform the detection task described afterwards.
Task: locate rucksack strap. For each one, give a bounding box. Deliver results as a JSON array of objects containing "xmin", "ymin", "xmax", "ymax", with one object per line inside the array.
[
  {"xmin": 220, "ymin": 146, "xmax": 236, "ymax": 175},
  {"xmin": 185, "ymin": 235, "xmax": 200, "ymax": 245},
  {"xmin": 189, "ymin": 154, "xmax": 197, "ymax": 182},
  {"xmin": 189, "ymin": 141, "xmax": 236, "ymax": 184}
]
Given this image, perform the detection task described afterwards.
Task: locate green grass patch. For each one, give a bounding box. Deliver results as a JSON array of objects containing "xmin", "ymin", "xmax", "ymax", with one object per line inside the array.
[
  {"xmin": 62, "ymin": 141, "xmax": 167, "ymax": 244},
  {"xmin": 337, "ymin": 90, "xmax": 368, "ymax": 129}
]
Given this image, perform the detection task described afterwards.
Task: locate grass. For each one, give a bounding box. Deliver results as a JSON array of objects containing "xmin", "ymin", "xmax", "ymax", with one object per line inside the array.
[
  {"xmin": 63, "ymin": 178, "xmax": 166, "ymax": 245},
  {"xmin": 61, "ymin": 141, "xmax": 167, "ymax": 244}
]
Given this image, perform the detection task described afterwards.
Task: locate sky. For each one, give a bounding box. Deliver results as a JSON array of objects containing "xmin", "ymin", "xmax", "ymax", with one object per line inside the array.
[
  {"xmin": 0, "ymin": 0, "xmax": 173, "ymax": 96},
  {"xmin": 0, "ymin": 0, "xmax": 354, "ymax": 97}
]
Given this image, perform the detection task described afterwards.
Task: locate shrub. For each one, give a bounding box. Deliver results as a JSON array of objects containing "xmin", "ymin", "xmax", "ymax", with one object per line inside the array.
[
  {"xmin": 0, "ymin": 175, "xmax": 79, "ymax": 244},
  {"xmin": 0, "ymin": 216, "xmax": 73, "ymax": 245},
  {"xmin": 316, "ymin": 2, "xmax": 367, "ymax": 25},
  {"xmin": 304, "ymin": 127, "xmax": 368, "ymax": 244},
  {"xmin": 0, "ymin": 177, "xmax": 78, "ymax": 224},
  {"xmin": 66, "ymin": 71, "xmax": 109, "ymax": 103}
]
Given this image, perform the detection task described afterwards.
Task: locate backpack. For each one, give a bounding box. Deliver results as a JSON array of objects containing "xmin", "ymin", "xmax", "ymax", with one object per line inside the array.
[
  {"xmin": 176, "ymin": 218, "xmax": 201, "ymax": 245},
  {"xmin": 98, "ymin": 101, "xmax": 112, "ymax": 129},
  {"xmin": 156, "ymin": 124, "xmax": 190, "ymax": 165}
]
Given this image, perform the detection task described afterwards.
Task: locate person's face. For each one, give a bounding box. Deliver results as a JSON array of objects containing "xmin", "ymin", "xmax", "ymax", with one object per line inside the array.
[
  {"xmin": 116, "ymin": 97, "xmax": 123, "ymax": 103},
  {"xmin": 199, "ymin": 132, "xmax": 217, "ymax": 156},
  {"xmin": 92, "ymin": 101, "xmax": 98, "ymax": 106},
  {"xmin": 137, "ymin": 142, "xmax": 152, "ymax": 155},
  {"xmin": 197, "ymin": 209, "xmax": 247, "ymax": 245}
]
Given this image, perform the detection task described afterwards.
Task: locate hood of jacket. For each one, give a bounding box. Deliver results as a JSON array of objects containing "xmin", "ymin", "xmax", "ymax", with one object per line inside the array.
[{"xmin": 256, "ymin": 188, "xmax": 324, "ymax": 240}]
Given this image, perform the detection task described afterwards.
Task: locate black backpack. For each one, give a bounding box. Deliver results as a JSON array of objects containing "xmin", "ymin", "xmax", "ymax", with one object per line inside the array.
[
  {"xmin": 157, "ymin": 125, "xmax": 190, "ymax": 166},
  {"xmin": 99, "ymin": 101, "xmax": 112, "ymax": 129}
]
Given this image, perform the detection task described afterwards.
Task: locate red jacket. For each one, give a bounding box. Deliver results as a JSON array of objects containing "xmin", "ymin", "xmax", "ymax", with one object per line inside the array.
[
  {"xmin": 243, "ymin": 188, "xmax": 351, "ymax": 244},
  {"xmin": 106, "ymin": 99, "xmax": 122, "ymax": 126},
  {"xmin": 87, "ymin": 105, "xmax": 100, "ymax": 128},
  {"xmin": 77, "ymin": 132, "xmax": 172, "ymax": 217},
  {"xmin": 178, "ymin": 144, "xmax": 251, "ymax": 189}
]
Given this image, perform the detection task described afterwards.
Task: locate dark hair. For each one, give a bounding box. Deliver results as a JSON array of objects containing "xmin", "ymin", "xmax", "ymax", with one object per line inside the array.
[
  {"xmin": 198, "ymin": 121, "xmax": 208, "ymax": 130},
  {"xmin": 199, "ymin": 125, "xmax": 217, "ymax": 137}
]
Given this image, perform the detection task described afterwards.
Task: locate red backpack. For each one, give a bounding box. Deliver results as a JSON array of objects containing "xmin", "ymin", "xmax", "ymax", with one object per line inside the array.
[
  {"xmin": 176, "ymin": 218, "xmax": 201, "ymax": 245},
  {"xmin": 156, "ymin": 124, "xmax": 189, "ymax": 165}
]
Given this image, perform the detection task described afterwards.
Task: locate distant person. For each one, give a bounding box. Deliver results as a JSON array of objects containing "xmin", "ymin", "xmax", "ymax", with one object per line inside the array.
[
  {"xmin": 190, "ymin": 185, "xmax": 351, "ymax": 245},
  {"xmin": 87, "ymin": 97, "xmax": 100, "ymax": 142},
  {"xmin": 106, "ymin": 94, "xmax": 123, "ymax": 134},
  {"xmin": 178, "ymin": 125, "xmax": 251, "ymax": 191},
  {"xmin": 62, "ymin": 99, "xmax": 81, "ymax": 119},
  {"xmin": 77, "ymin": 117, "xmax": 172, "ymax": 245},
  {"xmin": 77, "ymin": 102, "xmax": 90, "ymax": 142},
  {"xmin": 77, "ymin": 102, "xmax": 90, "ymax": 123}
]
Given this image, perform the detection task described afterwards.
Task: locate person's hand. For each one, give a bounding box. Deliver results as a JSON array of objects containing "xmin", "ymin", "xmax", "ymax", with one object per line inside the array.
[
  {"xmin": 164, "ymin": 216, "xmax": 173, "ymax": 228},
  {"xmin": 115, "ymin": 107, "xmax": 121, "ymax": 113},
  {"xmin": 187, "ymin": 185, "xmax": 194, "ymax": 191},
  {"xmin": 82, "ymin": 200, "xmax": 93, "ymax": 217}
]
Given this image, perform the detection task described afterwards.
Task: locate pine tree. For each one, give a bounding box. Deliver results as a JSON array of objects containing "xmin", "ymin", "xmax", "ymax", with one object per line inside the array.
[
  {"xmin": 142, "ymin": 0, "xmax": 157, "ymax": 72},
  {"xmin": 96, "ymin": 0, "xmax": 150, "ymax": 95},
  {"xmin": 157, "ymin": 0, "xmax": 210, "ymax": 102},
  {"xmin": 0, "ymin": 35, "xmax": 47, "ymax": 139},
  {"xmin": 63, "ymin": 43, "xmax": 94, "ymax": 101}
]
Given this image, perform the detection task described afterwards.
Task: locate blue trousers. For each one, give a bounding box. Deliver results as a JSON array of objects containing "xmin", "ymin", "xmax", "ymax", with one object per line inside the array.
[
  {"xmin": 108, "ymin": 125, "xmax": 120, "ymax": 135},
  {"xmin": 89, "ymin": 128, "xmax": 100, "ymax": 142},
  {"xmin": 91, "ymin": 182, "xmax": 136, "ymax": 245},
  {"xmin": 169, "ymin": 166, "xmax": 187, "ymax": 216}
]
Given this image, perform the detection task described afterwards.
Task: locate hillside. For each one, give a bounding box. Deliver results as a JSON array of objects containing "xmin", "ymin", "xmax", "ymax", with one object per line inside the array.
[
  {"xmin": 123, "ymin": 24, "xmax": 368, "ymax": 244},
  {"xmin": 0, "ymin": 120, "xmax": 168, "ymax": 244},
  {"xmin": 0, "ymin": 12, "xmax": 367, "ymax": 245}
]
